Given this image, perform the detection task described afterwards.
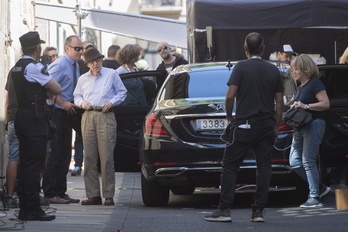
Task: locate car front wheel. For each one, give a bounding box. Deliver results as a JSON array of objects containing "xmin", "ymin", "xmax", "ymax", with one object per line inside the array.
[{"xmin": 141, "ymin": 172, "xmax": 170, "ymax": 206}]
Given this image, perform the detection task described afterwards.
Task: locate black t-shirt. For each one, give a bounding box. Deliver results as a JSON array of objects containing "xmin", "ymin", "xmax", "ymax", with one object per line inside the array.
[
  {"xmin": 78, "ymin": 60, "xmax": 90, "ymax": 75},
  {"xmin": 103, "ymin": 59, "xmax": 121, "ymax": 70},
  {"xmin": 227, "ymin": 58, "xmax": 284, "ymax": 121},
  {"xmin": 5, "ymin": 69, "xmax": 18, "ymax": 122},
  {"xmin": 294, "ymin": 78, "xmax": 326, "ymax": 119}
]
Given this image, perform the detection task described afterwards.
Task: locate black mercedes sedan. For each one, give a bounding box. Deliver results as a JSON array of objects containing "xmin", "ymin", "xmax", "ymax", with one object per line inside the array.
[{"xmin": 139, "ymin": 61, "xmax": 300, "ymax": 206}]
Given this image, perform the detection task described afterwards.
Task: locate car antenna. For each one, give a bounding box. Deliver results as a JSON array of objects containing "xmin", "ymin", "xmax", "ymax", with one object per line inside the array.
[{"xmin": 226, "ymin": 59, "xmax": 233, "ymax": 71}]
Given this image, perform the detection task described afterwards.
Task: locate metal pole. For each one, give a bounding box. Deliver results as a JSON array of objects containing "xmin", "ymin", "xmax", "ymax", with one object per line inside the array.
[{"xmin": 75, "ymin": 3, "xmax": 82, "ymax": 38}]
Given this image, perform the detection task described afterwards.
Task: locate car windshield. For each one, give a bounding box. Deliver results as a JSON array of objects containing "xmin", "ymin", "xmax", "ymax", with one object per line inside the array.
[{"xmin": 159, "ymin": 69, "xmax": 231, "ymax": 101}]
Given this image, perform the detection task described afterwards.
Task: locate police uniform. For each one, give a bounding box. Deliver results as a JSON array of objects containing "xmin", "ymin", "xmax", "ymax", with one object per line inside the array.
[{"xmin": 11, "ymin": 31, "xmax": 55, "ymax": 221}]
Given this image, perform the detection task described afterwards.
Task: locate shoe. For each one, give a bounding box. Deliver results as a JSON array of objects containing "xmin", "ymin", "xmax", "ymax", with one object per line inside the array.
[
  {"xmin": 71, "ymin": 166, "xmax": 82, "ymax": 176},
  {"xmin": 203, "ymin": 208, "xmax": 232, "ymax": 222},
  {"xmin": 45, "ymin": 196, "xmax": 69, "ymax": 204},
  {"xmin": 319, "ymin": 184, "xmax": 330, "ymax": 198},
  {"xmin": 81, "ymin": 196, "xmax": 102, "ymax": 205},
  {"xmin": 61, "ymin": 194, "xmax": 80, "ymax": 203},
  {"xmin": 6, "ymin": 197, "xmax": 19, "ymax": 208},
  {"xmin": 300, "ymin": 197, "xmax": 323, "ymax": 208},
  {"xmin": 330, "ymin": 184, "xmax": 342, "ymax": 191},
  {"xmin": 251, "ymin": 207, "xmax": 264, "ymax": 222},
  {"xmin": 18, "ymin": 210, "xmax": 55, "ymax": 221},
  {"xmin": 104, "ymin": 198, "xmax": 115, "ymax": 206}
]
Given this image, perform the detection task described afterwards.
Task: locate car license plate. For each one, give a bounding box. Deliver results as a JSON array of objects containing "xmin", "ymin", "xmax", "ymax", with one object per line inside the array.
[{"xmin": 196, "ymin": 118, "xmax": 228, "ymax": 131}]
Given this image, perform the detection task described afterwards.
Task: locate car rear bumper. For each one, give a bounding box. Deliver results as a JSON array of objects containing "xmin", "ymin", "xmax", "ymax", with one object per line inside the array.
[
  {"xmin": 141, "ymin": 163, "xmax": 296, "ymax": 190},
  {"xmin": 153, "ymin": 164, "xmax": 293, "ymax": 177}
]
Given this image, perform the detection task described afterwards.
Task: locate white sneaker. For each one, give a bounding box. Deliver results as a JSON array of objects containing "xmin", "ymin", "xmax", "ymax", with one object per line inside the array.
[
  {"xmin": 300, "ymin": 197, "xmax": 322, "ymax": 208},
  {"xmin": 319, "ymin": 184, "xmax": 330, "ymax": 198}
]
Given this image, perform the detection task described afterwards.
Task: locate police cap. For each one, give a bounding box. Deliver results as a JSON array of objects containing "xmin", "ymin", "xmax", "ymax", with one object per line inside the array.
[{"xmin": 19, "ymin": 31, "xmax": 45, "ymax": 47}]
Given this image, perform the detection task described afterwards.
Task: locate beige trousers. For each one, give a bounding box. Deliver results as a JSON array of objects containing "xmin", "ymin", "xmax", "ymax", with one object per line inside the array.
[{"xmin": 81, "ymin": 111, "xmax": 116, "ymax": 198}]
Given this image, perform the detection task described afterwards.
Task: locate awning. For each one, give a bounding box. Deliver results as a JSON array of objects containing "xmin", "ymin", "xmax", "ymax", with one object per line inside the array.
[{"xmin": 34, "ymin": 1, "xmax": 187, "ymax": 49}]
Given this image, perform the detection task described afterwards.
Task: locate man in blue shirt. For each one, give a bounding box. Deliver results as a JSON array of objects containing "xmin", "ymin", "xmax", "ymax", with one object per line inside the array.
[{"xmin": 42, "ymin": 35, "xmax": 83, "ymax": 204}]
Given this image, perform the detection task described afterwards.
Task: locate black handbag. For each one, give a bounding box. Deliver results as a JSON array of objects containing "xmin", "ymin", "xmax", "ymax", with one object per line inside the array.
[{"xmin": 282, "ymin": 107, "xmax": 312, "ymax": 130}]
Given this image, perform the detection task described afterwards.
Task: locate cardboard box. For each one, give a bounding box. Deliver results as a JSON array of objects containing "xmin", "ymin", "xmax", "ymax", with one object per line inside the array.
[{"xmin": 335, "ymin": 189, "xmax": 348, "ymax": 210}]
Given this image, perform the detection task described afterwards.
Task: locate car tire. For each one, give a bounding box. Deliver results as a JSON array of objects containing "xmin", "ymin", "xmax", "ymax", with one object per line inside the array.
[
  {"xmin": 141, "ymin": 172, "xmax": 170, "ymax": 206},
  {"xmin": 171, "ymin": 186, "xmax": 195, "ymax": 195}
]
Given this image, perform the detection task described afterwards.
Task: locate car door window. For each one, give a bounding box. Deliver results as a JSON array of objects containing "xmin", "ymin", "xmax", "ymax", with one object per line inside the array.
[
  {"xmin": 321, "ymin": 68, "xmax": 348, "ymax": 99},
  {"xmin": 119, "ymin": 71, "xmax": 164, "ymax": 106}
]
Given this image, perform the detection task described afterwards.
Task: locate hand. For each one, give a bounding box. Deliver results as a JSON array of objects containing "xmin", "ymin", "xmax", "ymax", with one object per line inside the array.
[
  {"xmin": 226, "ymin": 115, "xmax": 234, "ymax": 123},
  {"xmin": 293, "ymin": 101, "xmax": 305, "ymax": 109},
  {"xmin": 81, "ymin": 101, "xmax": 91, "ymax": 111},
  {"xmin": 62, "ymin": 101, "xmax": 78, "ymax": 114},
  {"xmin": 102, "ymin": 101, "xmax": 113, "ymax": 113}
]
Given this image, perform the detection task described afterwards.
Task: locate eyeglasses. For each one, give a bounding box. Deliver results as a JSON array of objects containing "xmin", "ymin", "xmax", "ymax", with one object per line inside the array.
[
  {"xmin": 87, "ymin": 57, "xmax": 103, "ymax": 65},
  {"xmin": 157, "ymin": 46, "xmax": 168, "ymax": 52},
  {"xmin": 69, "ymin": 46, "xmax": 84, "ymax": 52}
]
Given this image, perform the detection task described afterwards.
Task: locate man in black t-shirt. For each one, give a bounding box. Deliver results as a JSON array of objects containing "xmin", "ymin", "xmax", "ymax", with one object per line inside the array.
[
  {"xmin": 204, "ymin": 32, "xmax": 284, "ymax": 223},
  {"xmin": 102, "ymin": 45, "xmax": 121, "ymax": 70}
]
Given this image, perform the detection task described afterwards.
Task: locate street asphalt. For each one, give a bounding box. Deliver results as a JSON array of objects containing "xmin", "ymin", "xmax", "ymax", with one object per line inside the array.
[{"xmin": 1, "ymin": 171, "xmax": 348, "ymax": 232}]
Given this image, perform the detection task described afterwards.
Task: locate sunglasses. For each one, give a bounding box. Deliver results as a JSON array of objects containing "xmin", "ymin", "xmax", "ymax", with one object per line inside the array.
[
  {"xmin": 157, "ymin": 46, "xmax": 168, "ymax": 52},
  {"xmin": 69, "ymin": 46, "xmax": 84, "ymax": 52}
]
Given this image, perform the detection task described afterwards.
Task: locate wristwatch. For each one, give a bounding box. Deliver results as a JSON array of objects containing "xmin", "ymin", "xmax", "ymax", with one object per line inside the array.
[{"xmin": 306, "ymin": 104, "xmax": 310, "ymax": 110}]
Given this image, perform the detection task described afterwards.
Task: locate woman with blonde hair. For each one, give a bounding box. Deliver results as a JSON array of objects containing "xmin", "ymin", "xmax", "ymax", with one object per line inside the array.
[
  {"xmin": 338, "ymin": 47, "xmax": 348, "ymax": 64},
  {"xmin": 289, "ymin": 54, "xmax": 330, "ymax": 208}
]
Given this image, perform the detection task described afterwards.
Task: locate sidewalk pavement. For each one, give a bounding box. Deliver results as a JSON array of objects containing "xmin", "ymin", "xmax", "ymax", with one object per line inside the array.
[{"xmin": 0, "ymin": 170, "xmax": 124, "ymax": 232}]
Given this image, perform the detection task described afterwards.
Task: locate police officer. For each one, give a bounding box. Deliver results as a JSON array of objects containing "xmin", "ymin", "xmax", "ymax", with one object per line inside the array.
[{"xmin": 11, "ymin": 31, "xmax": 61, "ymax": 221}]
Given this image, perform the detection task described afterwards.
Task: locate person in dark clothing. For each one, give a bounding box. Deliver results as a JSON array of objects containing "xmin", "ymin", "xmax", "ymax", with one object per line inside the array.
[
  {"xmin": 156, "ymin": 41, "xmax": 188, "ymax": 76},
  {"xmin": 289, "ymin": 54, "xmax": 330, "ymax": 208},
  {"xmin": 78, "ymin": 41, "xmax": 94, "ymax": 75},
  {"xmin": 103, "ymin": 44, "xmax": 122, "ymax": 70},
  {"xmin": 12, "ymin": 31, "xmax": 61, "ymax": 221},
  {"xmin": 203, "ymin": 32, "xmax": 284, "ymax": 223}
]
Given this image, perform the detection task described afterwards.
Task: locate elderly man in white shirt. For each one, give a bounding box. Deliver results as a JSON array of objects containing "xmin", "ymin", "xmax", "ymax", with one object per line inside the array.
[{"xmin": 73, "ymin": 48, "xmax": 127, "ymax": 206}]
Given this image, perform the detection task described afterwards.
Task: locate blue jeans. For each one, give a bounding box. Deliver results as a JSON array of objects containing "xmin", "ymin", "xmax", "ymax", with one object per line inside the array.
[{"xmin": 289, "ymin": 118, "xmax": 325, "ymax": 198}]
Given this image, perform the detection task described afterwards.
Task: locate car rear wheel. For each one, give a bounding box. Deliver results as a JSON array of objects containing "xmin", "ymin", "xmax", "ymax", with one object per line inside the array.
[
  {"xmin": 171, "ymin": 186, "xmax": 196, "ymax": 195},
  {"xmin": 141, "ymin": 173, "xmax": 170, "ymax": 206}
]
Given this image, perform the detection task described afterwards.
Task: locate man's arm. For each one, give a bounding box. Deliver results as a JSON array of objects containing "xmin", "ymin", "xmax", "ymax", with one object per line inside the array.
[
  {"xmin": 5, "ymin": 91, "xmax": 9, "ymax": 123},
  {"xmin": 225, "ymin": 85, "xmax": 238, "ymax": 122},
  {"xmin": 274, "ymin": 91, "xmax": 284, "ymax": 143}
]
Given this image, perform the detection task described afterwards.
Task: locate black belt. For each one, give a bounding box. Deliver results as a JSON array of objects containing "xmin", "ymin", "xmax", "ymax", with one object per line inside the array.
[{"xmin": 87, "ymin": 108, "xmax": 113, "ymax": 113}]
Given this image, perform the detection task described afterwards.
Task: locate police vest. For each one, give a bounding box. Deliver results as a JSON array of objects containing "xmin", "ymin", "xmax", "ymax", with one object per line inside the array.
[{"xmin": 11, "ymin": 58, "xmax": 47, "ymax": 109}]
